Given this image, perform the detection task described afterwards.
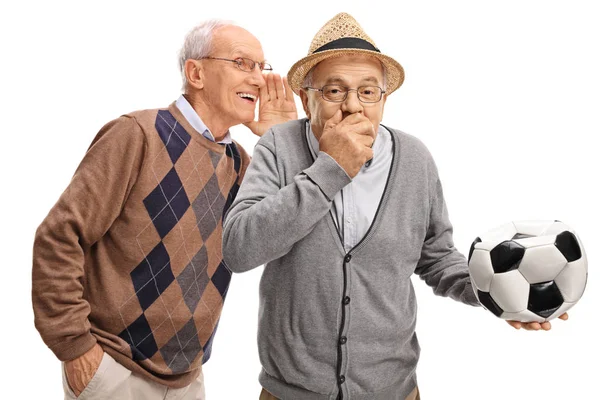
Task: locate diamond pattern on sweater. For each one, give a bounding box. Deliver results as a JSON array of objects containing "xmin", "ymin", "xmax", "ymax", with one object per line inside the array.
[
  {"xmin": 177, "ymin": 245, "xmax": 210, "ymax": 313},
  {"xmin": 121, "ymin": 109, "xmax": 244, "ymax": 372},
  {"xmin": 118, "ymin": 313, "xmax": 159, "ymax": 361},
  {"xmin": 130, "ymin": 242, "xmax": 175, "ymax": 310},
  {"xmin": 160, "ymin": 318, "xmax": 202, "ymax": 373},
  {"xmin": 155, "ymin": 109, "xmax": 191, "ymax": 164},
  {"xmin": 144, "ymin": 168, "xmax": 191, "ymax": 239}
]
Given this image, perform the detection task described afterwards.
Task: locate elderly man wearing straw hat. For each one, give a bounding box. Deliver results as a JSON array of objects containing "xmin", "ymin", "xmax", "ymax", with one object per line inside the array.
[{"xmin": 223, "ymin": 12, "xmax": 561, "ymax": 400}]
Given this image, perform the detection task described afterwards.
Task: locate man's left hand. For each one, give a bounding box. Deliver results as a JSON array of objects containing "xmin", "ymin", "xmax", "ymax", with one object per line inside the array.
[
  {"xmin": 244, "ymin": 73, "xmax": 297, "ymax": 137},
  {"xmin": 507, "ymin": 313, "xmax": 568, "ymax": 331}
]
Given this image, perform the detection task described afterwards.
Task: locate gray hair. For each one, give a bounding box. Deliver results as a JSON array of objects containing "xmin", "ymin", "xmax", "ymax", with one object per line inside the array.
[
  {"xmin": 302, "ymin": 60, "xmax": 388, "ymax": 91},
  {"xmin": 178, "ymin": 19, "xmax": 237, "ymax": 90}
]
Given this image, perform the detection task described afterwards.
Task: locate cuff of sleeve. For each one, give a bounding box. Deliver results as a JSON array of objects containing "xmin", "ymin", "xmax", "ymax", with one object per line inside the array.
[
  {"xmin": 51, "ymin": 332, "xmax": 97, "ymax": 361},
  {"xmin": 465, "ymin": 282, "xmax": 482, "ymax": 307},
  {"xmin": 303, "ymin": 152, "xmax": 352, "ymax": 200}
]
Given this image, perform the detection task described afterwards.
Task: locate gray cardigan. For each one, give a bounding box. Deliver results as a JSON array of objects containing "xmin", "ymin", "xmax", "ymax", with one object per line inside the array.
[{"xmin": 223, "ymin": 119, "xmax": 480, "ymax": 399}]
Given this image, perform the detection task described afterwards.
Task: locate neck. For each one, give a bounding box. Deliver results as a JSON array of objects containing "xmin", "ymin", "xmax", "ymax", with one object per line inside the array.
[{"xmin": 183, "ymin": 92, "xmax": 230, "ymax": 141}]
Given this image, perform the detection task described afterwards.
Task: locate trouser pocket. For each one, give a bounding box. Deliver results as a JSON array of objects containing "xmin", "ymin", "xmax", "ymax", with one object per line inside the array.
[{"xmin": 62, "ymin": 351, "xmax": 130, "ymax": 400}]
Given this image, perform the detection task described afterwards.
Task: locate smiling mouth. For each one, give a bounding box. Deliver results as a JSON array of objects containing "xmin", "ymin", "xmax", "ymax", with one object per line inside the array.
[{"xmin": 237, "ymin": 92, "xmax": 257, "ymax": 103}]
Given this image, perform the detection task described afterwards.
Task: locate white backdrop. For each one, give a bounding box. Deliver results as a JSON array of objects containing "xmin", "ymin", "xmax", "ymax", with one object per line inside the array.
[{"xmin": 1, "ymin": 1, "xmax": 599, "ymax": 399}]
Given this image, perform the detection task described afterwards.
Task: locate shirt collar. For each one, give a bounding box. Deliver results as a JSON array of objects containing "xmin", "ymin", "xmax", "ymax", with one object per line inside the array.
[
  {"xmin": 306, "ymin": 120, "xmax": 386, "ymax": 166},
  {"xmin": 175, "ymin": 95, "xmax": 232, "ymax": 144}
]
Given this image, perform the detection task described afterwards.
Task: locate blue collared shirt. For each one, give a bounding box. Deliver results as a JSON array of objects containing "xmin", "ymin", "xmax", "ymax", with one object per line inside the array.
[
  {"xmin": 306, "ymin": 121, "xmax": 393, "ymax": 251},
  {"xmin": 175, "ymin": 95, "xmax": 233, "ymax": 144}
]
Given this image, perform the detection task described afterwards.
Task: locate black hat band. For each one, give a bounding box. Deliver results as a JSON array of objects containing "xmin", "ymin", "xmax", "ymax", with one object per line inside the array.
[{"xmin": 313, "ymin": 37, "xmax": 380, "ymax": 54}]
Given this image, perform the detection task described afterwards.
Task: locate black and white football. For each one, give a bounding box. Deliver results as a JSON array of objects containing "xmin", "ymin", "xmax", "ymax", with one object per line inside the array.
[{"xmin": 468, "ymin": 220, "xmax": 587, "ymax": 322}]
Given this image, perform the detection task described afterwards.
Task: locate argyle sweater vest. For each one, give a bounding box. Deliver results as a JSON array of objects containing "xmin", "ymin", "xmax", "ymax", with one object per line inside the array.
[{"xmin": 33, "ymin": 102, "xmax": 249, "ymax": 388}]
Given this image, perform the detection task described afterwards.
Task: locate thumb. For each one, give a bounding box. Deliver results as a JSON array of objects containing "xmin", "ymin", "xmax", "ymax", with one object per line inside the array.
[{"xmin": 243, "ymin": 120, "xmax": 264, "ymax": 137}]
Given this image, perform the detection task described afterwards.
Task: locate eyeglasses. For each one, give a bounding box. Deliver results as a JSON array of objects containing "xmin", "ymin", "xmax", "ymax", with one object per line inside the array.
[
  {"xmin": 201, "ymin": 57, "xmax": 273, "ymax": 72},
  {"xmin": 304, "ymin": 85, "xmax": 385, "ymax": 103}
]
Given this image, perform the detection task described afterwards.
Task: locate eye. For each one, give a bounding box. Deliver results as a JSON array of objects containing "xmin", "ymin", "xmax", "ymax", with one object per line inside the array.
[
  {"xmin": 324, "ymin": 85, "xmax": 344, "ymax": 94},
  {"xmin": 236, "ymin": 58, "xmax": 254, "ymax": 71}
]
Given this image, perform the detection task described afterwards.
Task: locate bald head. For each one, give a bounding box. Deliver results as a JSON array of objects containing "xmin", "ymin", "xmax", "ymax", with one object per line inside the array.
[{"xmin": 210, "ymin": 25, "xmax": 262, "ymax": 59}]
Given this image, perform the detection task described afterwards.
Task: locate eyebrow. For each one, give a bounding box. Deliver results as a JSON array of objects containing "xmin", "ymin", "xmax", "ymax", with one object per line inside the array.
[
  {"xmin": 361, "ymin": 76, "xmax": 380, "ymax": 85},
  {"xmin": 231, "ymin": 50, "xmax": 266, "ymax": 62}
]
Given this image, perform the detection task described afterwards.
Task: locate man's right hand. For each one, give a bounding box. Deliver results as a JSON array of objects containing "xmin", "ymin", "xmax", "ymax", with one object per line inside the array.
[
  {"xmin": 318, "ymin": 110, "xmax": 375, "ymax": 178},
  {"xmin": 64, "ymin": 343, "xmax": 104, "ymax": 396}
]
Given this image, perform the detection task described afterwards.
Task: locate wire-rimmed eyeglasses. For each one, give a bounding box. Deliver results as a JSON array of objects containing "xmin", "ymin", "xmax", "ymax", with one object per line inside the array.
[
  {"xmin": 304, "ymin": 85, "xmax": 385, "ymax": 103},
  {"xmin": 201, "ymin": 57, "xmax": 273, "ymax": 72}
]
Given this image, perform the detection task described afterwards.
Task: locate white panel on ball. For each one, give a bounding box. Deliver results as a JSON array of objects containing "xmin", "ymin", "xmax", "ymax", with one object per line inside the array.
[
  {"xmin": 575, "ymin": 232, "xmax": 588, "ymax": 261},
  {"xmin": 473, "ymin": 241, "xmax": 498, "ymax": 251},
  {"xmin": 501, "ymin": 309, "xmax": 545, "ymax": 323},
  {"xmin": 518, "ymin": 245, "xmax": 567, "ymax": 284},
  {"xmin": 479, "ymin": 222, "xmax": 517, "ymax": 242},
  {"xmin": 468, "ymin": 249, "xmax": 494, "ymax": 291},
  {"xmin": 512, "ymin": 220, "xmax": 554, "ymax": 236},
  {"xmin": 541, "ymin": 221, "xmax": 572, "ymax": 236},
  {"xmin": 555, "ymin": 258, "xmax": 588, "ymax": 302},
  {"xmin": 490, "ymin": 270, "xmax": 529, "ymax": 313},
  {"xmin": 512, "ymin": 235, "xmax": 556, "ymax": 248}
]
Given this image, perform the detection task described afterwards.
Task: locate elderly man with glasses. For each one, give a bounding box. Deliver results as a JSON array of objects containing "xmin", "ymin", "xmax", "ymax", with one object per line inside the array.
[
  {"xmin": 223, "ymin": 13, "xmax": 566, "ymax": 400},
  {"xmin": 32, "ymin": 19, "xmax": 296, "ymax": 400}
]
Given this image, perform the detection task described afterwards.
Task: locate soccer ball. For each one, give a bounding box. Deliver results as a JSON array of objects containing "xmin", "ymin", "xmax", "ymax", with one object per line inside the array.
[{"xmin": 468, "ymin": 220, "xmax": 588, "ymax": 322}]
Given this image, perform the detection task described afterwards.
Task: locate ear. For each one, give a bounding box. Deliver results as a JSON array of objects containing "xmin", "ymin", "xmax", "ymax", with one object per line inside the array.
[
  {"xmin": 299, "ymin": 89, "xmax": 311, "ymax": 119},
  {"xmin": 184, "ymin": 59, "xmax": 204, "ymax": 90}
]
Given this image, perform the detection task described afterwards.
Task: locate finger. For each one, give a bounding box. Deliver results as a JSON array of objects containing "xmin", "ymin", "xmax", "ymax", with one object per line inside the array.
[
  {"xmin": 341, "ymin": 120, "xmax": 375, "ymax": 141},
  {"xmin": 363, "ymin": 147, "xmax": 374, "ymax": 162},
  {"xmin": 521, "ymin": 324, "xmax": 533, "ymax": 331},
  {"xmin": 283, "ymin": 76, "xmax": 295, "ymax": 102},
  {"xmin": 337, "ymin": 115, "xmax": 369, "ymax": 137},
  {"xmin": 354, "ymin": 133, "xmax": 374, "ymax": 148},
  {"xmin": 273, "ymin": 73, "xmax": 284, "ymax": 101},
  {"xmin": 267, "ymin": 73, "xmax": 277, "ymax": 101},
  {"xmin": 258, "ymin": 74, "xmax": 270, "ymax": 103},
  {"xmin": 355, "ymin": 120, "xmax": 376, "ymax": 138},
  {"xmin": 507, "ymin": 321, "xmax": 522, "ymax": 330},
  {"xmin": 526, "ymin": 322, "xmax": 541, "ymax": 331},
  {"xmin": 341, "ymin": 114, "xmax": 374, "ymax": 133},
  {"xmin": 324, "ymin": 109, "xmax": 343, "ymax": 129},
  {"xmin": 244, "ymin": 121, "xmax": 268, "ymax": 137},
  {"xmin": 559, "ymin": 313, "xmax": 569, "ymax": 321},
  {"xmin": 338, "ymin": 112, "xmax": 367, "ymax": 126},
  {"xmin": 541, "ymin": 321, "xmax": 552, "ymax": 331}
]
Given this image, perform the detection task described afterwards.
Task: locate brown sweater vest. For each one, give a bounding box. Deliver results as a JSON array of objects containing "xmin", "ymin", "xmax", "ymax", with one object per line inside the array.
[{"xmin": 33, "ymin": 102, "xmax": 249, "ymax": 388}]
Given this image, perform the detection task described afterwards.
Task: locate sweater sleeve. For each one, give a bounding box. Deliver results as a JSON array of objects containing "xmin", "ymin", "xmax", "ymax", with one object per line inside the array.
[
  {"xmin": 222, "ymin": 130, "xmax": 351, "ymax": 273},
  {"xmin": 32, "ymin": 115, "xmax": 147, "ymax": 361},
  {"xmin": 414, "ymin": 174, "xmax": 481, "ymax": 307}
]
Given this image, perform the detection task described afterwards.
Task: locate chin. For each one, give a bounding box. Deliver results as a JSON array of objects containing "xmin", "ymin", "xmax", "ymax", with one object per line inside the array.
[{"xmin": 238, "ymin": 112, "xmax": 255, "ymax": 124}]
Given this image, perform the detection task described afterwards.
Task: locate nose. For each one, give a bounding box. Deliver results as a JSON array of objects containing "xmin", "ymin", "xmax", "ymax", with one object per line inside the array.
[
  {"xmin": 341, "ymin": 89, "xmax": 363, "ymax": 115},
  {"xmin": 248, "ymin": 65, "xmax": 266, "ymax": 88}
]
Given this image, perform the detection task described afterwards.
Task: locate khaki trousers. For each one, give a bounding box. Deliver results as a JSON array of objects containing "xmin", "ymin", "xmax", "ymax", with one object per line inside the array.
[
  {"xmin": 62, "ymin": 352, "xmax": 205, "ymax": 400},
  {"xmin": 260, "ymin": 386, "xmax": 420, "ymax": 400}
]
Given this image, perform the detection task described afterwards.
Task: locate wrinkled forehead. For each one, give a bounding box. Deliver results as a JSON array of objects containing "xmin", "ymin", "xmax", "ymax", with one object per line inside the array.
[
  {"xmin": 212, "ymin": 25, "xmax": 265, "ymax": 59},
  {"xmin": 312, "ymin": 54, "xmax": 385, "ymax": 85}
]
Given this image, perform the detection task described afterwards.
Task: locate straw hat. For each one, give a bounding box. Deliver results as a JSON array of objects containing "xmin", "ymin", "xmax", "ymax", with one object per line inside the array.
[{"xmin": 287, "ymin": 12, "xmax": 405, "ymax": 96}]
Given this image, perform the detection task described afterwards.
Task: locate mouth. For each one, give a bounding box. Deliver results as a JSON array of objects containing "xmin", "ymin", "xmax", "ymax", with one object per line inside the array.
[{"xmin": 237, "ymin": 92, "xmax": 257, "ymax": 104}]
